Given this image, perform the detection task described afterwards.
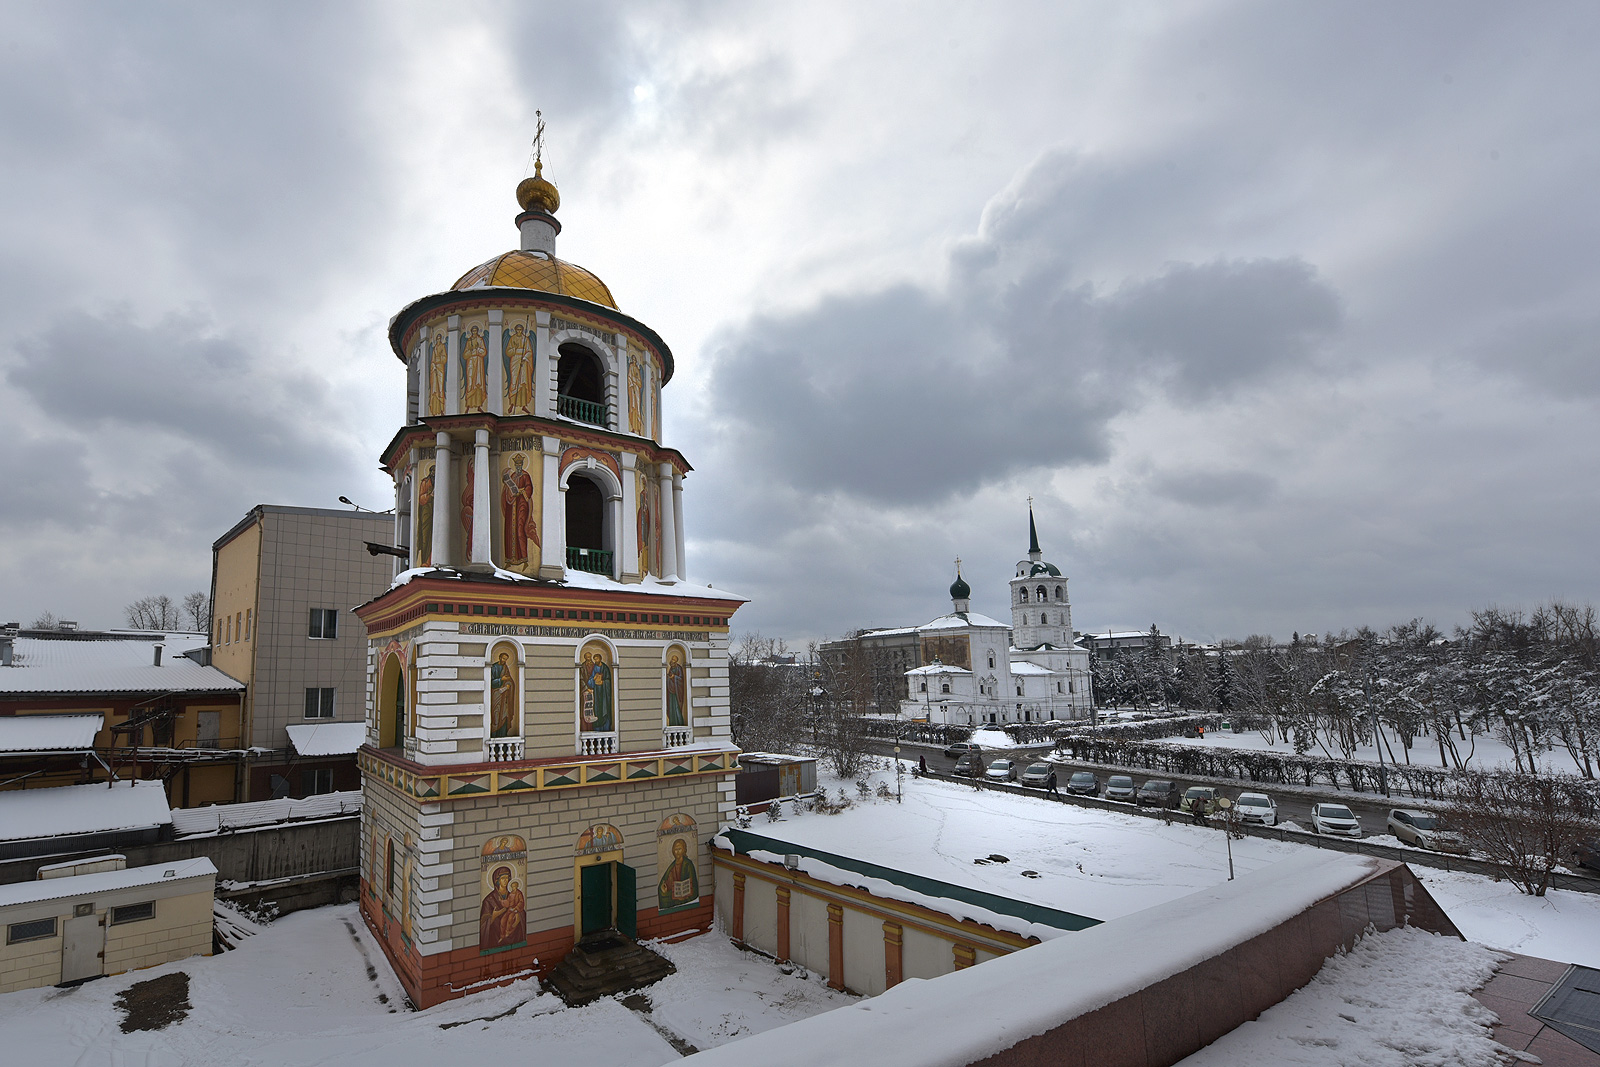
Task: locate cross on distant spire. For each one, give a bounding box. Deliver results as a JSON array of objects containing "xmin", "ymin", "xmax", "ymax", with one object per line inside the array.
[{"xmin": 954, "ymin": 555, "xmax": 962, "ymax": 575}]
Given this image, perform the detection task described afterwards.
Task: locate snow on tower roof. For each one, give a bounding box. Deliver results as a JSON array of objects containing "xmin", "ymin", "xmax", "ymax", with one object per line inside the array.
[{"xmin": 920, "ymin": 612, "xmax": 1008, "ymax": 631}]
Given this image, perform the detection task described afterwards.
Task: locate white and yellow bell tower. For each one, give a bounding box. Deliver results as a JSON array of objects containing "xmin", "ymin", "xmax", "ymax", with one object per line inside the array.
[{"xmin": 355, "ymin": 134, "xmax": 745, "ymax": 1008}]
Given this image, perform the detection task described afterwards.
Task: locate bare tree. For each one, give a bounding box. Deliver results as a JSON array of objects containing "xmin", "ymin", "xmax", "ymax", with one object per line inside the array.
[
  {"xmin": 1448, "ymin": 770, "xmax": 1596, "ymax": 896},
  {"xmin": 124, "ymin": 595, "xmax": 180, "ymax": 631},
  {"xmin": 728, "ymin": 632, "xmax": 805, "ymax": 754},
  {"xmin": 29, "ymin": 610, "xmax": 60, "ymax": 629},
  {"xmin": 181, "ymin": 591, "xmax": 212, "ymax": 633}
]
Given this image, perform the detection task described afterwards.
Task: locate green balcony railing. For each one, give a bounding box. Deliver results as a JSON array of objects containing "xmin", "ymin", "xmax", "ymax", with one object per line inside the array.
[
  {"xmin": 567, "ymin": 547, "xmax": 614, "ymax": 576},
  {"xmin": 558, "ymin": 393, "xmax": 609, "ymax": 427}
]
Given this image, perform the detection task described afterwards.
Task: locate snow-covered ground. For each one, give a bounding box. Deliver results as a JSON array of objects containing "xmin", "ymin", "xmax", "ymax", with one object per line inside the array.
[
  {"xmin": 0, "ymin": 904, "xmax": 852, "ymax": 1066},
  {"xmin": 1165, "ymin": 726, "xmax": 1588, "ymax": 776},
  {"xmin": 788, "ymin": 770, "xmax": 1600, "ymax": 965},
  {"xmin": 1176, "ymin": 926, "xmax": 1507, "ymax": 1067}
]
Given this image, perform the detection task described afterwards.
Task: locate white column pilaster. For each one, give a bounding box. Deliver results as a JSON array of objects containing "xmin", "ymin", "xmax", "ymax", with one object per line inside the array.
[
  {"xmin": 445, "ymin": 315, "xmax": 461, "ymax": 416},
  {"xmin": 620, "ymin": 454, "xmax": 639, "ymax": 580},
  {"xmin": 431, "ymin": 431, "xmax": 453, "ymax": 567},
  {"xmin": 406, "ymin": 445, "xmax": 421, "ymax": 570},
  {"xmin": 534, "ymin": 310, "xmax": 552, "ymax": 418},
  {"xmin": 471, "ymin": 429, "xmax": 492, "ymax": 564},
  {"xmin": 657, "ymin": 462, "xmax": 678, "ymax": 581},
  {"xmin": 540, "ymin": 436, "xmax": 563, "ymax": 575},
  {"xmin": 672, "ymin": 470, "xmax": 686, "ymax": 582},
  {"xmin": 487, "ymin": 310, "xmax": 504, "ymax": 417}
]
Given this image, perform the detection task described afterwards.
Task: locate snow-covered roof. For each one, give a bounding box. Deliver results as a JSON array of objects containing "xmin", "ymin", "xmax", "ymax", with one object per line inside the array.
[
  {"xmin": 1088, "ymin": 631, "xmax": 1158, "ymax": 641},
  {"xmin": 907, "ymin": 663, "xmax": 972, "ymax": 675},
  {"xmin": 1007, "ymin": 661, "xmax": 1059, "ymax": 676},
  {"xmin": 0, "ymin": 857, "xmax": 216, "ymax": 909},
  {"xmin": 0, "ymin": 780, "xmax": 172, "ymax": 842},
  {"xmin": 920, "ymin": 611, "xmax": 1008, "ymax": 631},
  {"xmin": 285, "ymin": 722, "xmax": 367, "ymax": 757},
  {"xmin": 0, "ymin": 713, "xmax": 104, "ymax": 753},
  {"xmin": 386, "ymin": 565, "xmax": 748, "ymax": 603},
  {"xmin": 857, "ymin": 626, "xmax": 920, "ymax": 638},
  {"xmin": 0, "ymin": 636, "xmax": 242, "ymax": 695}
]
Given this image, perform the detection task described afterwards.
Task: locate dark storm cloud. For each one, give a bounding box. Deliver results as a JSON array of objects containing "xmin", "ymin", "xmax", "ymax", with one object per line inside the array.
[
  {"xmin": 701, "ymin": 150, "xmax": 1342, "ymax": 508},
  {"xmin": 7, "ymin": 311, "xmax": 348, "ymax": 471}
]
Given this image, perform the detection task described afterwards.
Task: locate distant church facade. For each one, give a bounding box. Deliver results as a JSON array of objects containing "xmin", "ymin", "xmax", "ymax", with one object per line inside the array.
[
  {"xmin": 355, "ymin": 151, "xmax": 744, "ymax": 1008},
  {"xmin": 900, "ymin": 512, "xmax": 1093, "ymax": 724}
]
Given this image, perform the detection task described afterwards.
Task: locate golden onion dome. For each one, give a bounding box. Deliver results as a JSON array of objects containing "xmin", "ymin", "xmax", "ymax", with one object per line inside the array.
[
  {"xmin": 451, "ymin": 250, "xmax": 619, "ymax": 309},
  {"xmin": 515, "ymin": 159, "xmax": 561, "ymax": 215}
]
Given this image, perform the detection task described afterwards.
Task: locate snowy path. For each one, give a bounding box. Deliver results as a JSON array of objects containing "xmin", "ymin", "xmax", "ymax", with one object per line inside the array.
[{"xmin": 0, "ymin": 904, "xmax": 853, "ymax": 1067}]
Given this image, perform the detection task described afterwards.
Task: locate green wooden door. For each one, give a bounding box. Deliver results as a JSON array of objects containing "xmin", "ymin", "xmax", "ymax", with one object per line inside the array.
[
  {"xmin": 617, "ymin": 863, "xmax": 637, "ymax": 939},
  {"xmin": 580, "ymin": 862, "xmax": 613, "ymax": 936}
]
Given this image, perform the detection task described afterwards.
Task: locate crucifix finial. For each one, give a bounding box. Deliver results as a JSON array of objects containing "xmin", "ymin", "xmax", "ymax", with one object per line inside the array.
[
  {"xmin": 955, "ymin": 555, "xmax": 962, "ymax": 576},
  {"xmin": 532, "ymin": 111, "xmax": 546, "ymax": 174}
]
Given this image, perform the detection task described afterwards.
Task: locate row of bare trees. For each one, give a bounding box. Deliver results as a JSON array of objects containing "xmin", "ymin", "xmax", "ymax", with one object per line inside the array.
[
  {"xmin": 1100, "ymin": 604, "xmax": 1600, "ymax": 779},
  {"xmin": 728, "ymin": 632, "xmax": 876, "ymax": 778}
]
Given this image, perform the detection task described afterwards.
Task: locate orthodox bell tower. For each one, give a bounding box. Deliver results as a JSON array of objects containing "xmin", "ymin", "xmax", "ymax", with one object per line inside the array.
[
  {"xmin": 354, "ymin": 131, "xmax": 745, "ymax": 1008},
  {"xmin": 1010, "ymin": 505, "xmax": 1074, "ymax": 651}
]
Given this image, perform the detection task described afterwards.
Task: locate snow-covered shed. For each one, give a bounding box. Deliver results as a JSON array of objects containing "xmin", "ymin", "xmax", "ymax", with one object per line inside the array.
[{"xmin": 0, "ymin": 855, "xmax": 216, "ymax": 993}]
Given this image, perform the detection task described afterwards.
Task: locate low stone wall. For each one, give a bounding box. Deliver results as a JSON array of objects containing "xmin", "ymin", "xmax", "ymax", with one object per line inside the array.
[{"xmin": 680, "ymin": 853, "xmax": 1461, "ymax": 1067}]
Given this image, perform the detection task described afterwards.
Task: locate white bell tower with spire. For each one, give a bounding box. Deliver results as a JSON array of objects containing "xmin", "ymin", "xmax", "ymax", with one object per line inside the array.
[{"xmin": 1010, "ymin": 501, "xmax": 1073, "ymax": 651}]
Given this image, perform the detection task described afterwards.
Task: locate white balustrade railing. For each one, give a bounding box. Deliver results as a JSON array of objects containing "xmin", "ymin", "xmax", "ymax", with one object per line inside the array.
[
  {"xmin": 663, "ymin": 727, "xmax": 692, "ymax": 749},
  {"xmin": 579, "ymin": 734, "xmax": 617, "ymax": 757},
  {"xmin": 486, "ymin": 737, "xmax": 524, "ymax": 762}
]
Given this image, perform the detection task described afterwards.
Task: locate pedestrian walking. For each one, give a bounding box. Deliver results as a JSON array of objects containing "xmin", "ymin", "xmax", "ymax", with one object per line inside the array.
[
  {"xmin": 918, "ymin": 755, "xmax": 928, "ymax": 776},
  {"xmin": 1045, "ymin": 770, "xmax": 1059, "ymax": 797}
]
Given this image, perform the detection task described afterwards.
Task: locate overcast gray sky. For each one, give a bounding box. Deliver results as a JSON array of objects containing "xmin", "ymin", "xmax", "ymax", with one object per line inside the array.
[{"xmin": 2, "ymin": 1, "xmax": 1597, "ymax": 645}]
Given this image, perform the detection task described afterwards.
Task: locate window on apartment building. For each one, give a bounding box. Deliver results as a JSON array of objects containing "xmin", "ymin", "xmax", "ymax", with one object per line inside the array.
[
  {"xmin": 309, "ymin": 608, "xmax": 339, "ymax": 639},
  {"xmin": 386, "ymin": 839, "xmax": 396, "ymax": 897},
  {"xmin": 302, "ymin": 768, "xmax": 334, "ymax": 796},
  {"xmin": 6, "ymin": 917, "xmax": 56, "ymax": 944},
  {"xmin": 304, "ymin": 688, "xmax": 336, "ymax": 719},
  {"xmin": 225, "ymin": 616, "xmax": 233, "ymax": 644},
  {"xmin": 243, "ymin": 609, "xmax": 252, "ymax": 641},
  {"xmin": 214, "ymin": 619, "xmax": 222, "ymax": 646},
  {"xmin": 110, "ymin": 902, "xmax": 154, "ymax": 924}
]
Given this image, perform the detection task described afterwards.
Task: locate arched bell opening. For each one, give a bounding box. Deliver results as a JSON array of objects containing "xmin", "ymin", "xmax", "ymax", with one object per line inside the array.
[
  {"xmin": 557, "ymin": 343, "xmax": 608, "ymax": 427},
  {"xmin": 564, "ymin": 472, "xmax": 615, "ymax": 576}
]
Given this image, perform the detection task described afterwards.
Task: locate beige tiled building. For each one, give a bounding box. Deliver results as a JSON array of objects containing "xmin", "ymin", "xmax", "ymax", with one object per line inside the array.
[{"xmin": 211, "ymin": 505, "xmax": 395, "ymax": 800}]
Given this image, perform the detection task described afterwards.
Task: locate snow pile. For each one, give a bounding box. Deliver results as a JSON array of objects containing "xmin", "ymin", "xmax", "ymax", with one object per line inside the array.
[
  {"xmin": 284, "ymin": 722, "xmax": 367, "ymax": 757},
  {"xmin": 1177, "ymin": 926, "xmax": 1508, "ymax": 1067}
]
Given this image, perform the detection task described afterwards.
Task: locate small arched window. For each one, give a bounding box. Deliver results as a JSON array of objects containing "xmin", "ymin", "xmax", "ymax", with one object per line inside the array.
[
  {"xmin": 988, "ymin": 652, "xmax": 995, "ymax": 669},
  {"xmin": 1055, "ymin": 585, "xmax": 1064, "ymax": 600},
  {"xmin": 940, "ymin": 682, "xmax": 951, "ymax": 694},
  {"xmin": 919, "ymin": 681, "xmax": 927, "ymax": 693}
]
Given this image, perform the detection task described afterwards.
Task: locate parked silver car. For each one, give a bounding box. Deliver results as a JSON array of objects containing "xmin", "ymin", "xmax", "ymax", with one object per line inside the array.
[
  {"xmin": 1104, "ymin": 775, "xmax": 1136, "ymax": 802},
  {"xmin": 984, "ymin": 758, "xmax": 1018, "ymax": 782},
  {"xmin": 1019, "ymin": 762, "xmax": 1054, "ymax": 788},
  {"xmin": 1386, "ymin": 809, "xmax": 1464, "ymax": 852}
]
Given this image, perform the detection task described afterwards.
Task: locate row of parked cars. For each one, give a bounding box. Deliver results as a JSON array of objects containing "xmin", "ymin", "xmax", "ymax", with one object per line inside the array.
[{"xmin": 944, "ymin": 746, "xmax": 1470, "ymax": 850}]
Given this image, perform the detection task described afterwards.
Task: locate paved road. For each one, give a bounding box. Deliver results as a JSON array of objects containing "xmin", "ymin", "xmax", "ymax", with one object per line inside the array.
[{"xmin": 871, "ymin": 739, "xmax": 1562, "ymax": 841}]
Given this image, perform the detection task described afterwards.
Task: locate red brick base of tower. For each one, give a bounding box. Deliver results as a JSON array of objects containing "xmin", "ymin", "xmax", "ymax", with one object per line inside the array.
[{"xmin": 359, "ymin": 879, "xmax": 715, "ymax": 1009}]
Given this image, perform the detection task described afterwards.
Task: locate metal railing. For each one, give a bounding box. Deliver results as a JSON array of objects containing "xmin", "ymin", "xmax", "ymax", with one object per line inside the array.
[
  {"xmin": 557, "ymin": 394, "xmax": 608, "ymax": 427},
  {"xmin": 566, "ymin": 547, "xmax": 613, "ymax": 575}
]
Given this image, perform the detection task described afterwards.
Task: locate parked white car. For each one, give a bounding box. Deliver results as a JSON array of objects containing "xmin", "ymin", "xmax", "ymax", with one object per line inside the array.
[
  {"xmin": 985, "ymin": 758, "xmax": 1017, "ymax": 782},
  {"xmin": 1234, "ymin": 792, "xmax": 1277, "ymax": 826},
  {"xmin": 1310, "ymin": 803, "xmax": 1362, "ymax": 837}
]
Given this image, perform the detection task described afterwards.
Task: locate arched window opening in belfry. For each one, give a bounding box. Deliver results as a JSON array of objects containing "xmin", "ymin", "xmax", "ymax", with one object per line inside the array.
[
  {"xmin": 564, "ymin": 474, "xmax": 611, "ymax": 575},
  {"xmin": 557, "ymin": 343, "xmax": 608, "ymax": 426},
  {"xmin": 1018, "ymin": 588, "xmax": 1028, "ymax": 603},
  {"xmin": 1035, "ymin": 585, "xmax": 1048, "ymax": 601},
  {"xmin": 1055, "ymin": 585, "xmax": 1064, "ymax": 600}
]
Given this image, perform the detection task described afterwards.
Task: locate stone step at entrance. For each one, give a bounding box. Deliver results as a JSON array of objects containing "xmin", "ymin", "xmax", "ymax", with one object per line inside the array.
[{"xmin": 545, "ymin": 930, "xmax": 677, "ymax": 1007}]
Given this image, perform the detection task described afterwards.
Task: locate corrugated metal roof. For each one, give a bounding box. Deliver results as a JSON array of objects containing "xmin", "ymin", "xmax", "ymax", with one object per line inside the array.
[
  {"xmin": 0, "ymin": 857, "xmax": 215, "ymax": 908},
  {"xmin": 0, "ymin": 713, "xmax": 104, "ymax": 752},
  {"xmin": 0, "ymin": 780, "xmax": 172, "ymax": 842},
  {"xmin": 285, "ymin": 722, "xmax": 367, "ymax": 757},
  {"xmin": 0, "ymin": 636, "xmax": 241, "ymax": 694}
]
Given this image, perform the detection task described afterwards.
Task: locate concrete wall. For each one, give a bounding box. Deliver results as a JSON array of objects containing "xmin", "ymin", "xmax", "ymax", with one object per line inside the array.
[
  {"xmin": 715, "ymin": 850, "xmax": 1038, "ymax": 998},
  {"xmin": 0, "ymin": 817, "xmax": 358, "ymax": 887}
]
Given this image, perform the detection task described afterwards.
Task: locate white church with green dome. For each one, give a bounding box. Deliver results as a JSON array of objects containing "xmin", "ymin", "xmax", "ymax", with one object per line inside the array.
[{"xmin": 901, "ymin": 510, "xmax": 1094, "ymax": 725}]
